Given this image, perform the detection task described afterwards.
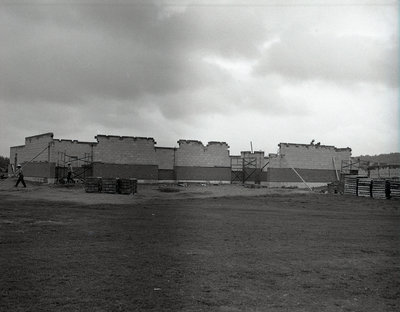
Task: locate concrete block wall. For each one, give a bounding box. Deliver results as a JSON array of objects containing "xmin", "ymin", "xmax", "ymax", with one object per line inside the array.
[
  {"xmin": 92, "ymin": 163, "xmax": 158, "ymax": 181},
  {"xmin": 175, "ymin": 140, "xmax": 231, "ymax": 182},
  {"xmin": 230, "ymin": 155, "xmax": 242, "ymax": 168},
  {"xmin": 9, "ymin": 133, "xmax": 354, "ymax": 186},
  {"xmin": 175, "ymin": 166, "xmax": 231, "ymax": 182},
  {"xmin": 241, "ymin": 151, "xmax": 265, "ymax": 168},
  {"xmin": 230, "ymin": 152, "xmax": 269, "ymax": 183},
  {"xmin": 155, "ymin": 147, "xmax": 175, "ymax": 181},
  {"xmin": 267, "ymin": 168, "xmax": 337, "ymax": 183},
  {"xmin": 155, "ymin": 147, "xmax": 175, "ymax": 170},
  {"xmin": 368, "ymin": 166, "xmax": 400, "ymax": 179},
  {"xmin": 10, "ymin": 133, "xmax": 54, "ymax": 166},
  {"xmin": 51, "ymin": 140, "xmax": 94, "ymax": 166},
  {"xmin": 175, "ymin": 140, "xmax": 230, "ymax": 167},
  {"xmin": 21, "ymin": 162, "xmax": 56, "ymax": 182},
  {"xmin": 269, "ymin": 143, "xmax": 351, "ymax": 170},
  {"xmin": 94, "ymin": 135, "xmax": 157, "ymax": 165}
]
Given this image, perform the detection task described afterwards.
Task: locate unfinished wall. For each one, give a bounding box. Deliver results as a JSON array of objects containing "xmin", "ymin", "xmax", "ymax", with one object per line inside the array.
[
  {"xmin": 175, "ymin": 140, "xmax": 230, "ymax": 167},
  {"xmin": 231, "ymin": 151, "xmax": 268, "ymax": 183},
  {"xmin": 9, "ymin": 133, "xmax": 55, "ymax": 180},
  {"xmin": 269, "ymin": 143, "xmax": 351, "ymax": 170},
  {"xmin": 92, "ymin": 163, "xmax": 158, "ymax": 181},
  {"xmin": 93, "ymin": 135, "xmax": 157, "ymax": 165},
  {"xmin": 91, "ymin": 135, "xmax": 158, "ymax": 181},
  {"xmin": 265, "ymin": 143, "xmax": 351, "ymax": 188},
  {"xmin": 51, "ymin": 140, "xmax": 94, "ymax": 166},
  {"xmin": 368, "ymin": 166, "xmax": 400, "ymax": 179},
  {"xmin": 175, "ymin": 140, "xmax": 231, "ymax": 182},
  {"xmin": 10, "ymin": 133, "xmax": 54, "ymax": 165},
  {"xmin": 155, "ymin": 147, "xmax": 176, "ymax": 181}
]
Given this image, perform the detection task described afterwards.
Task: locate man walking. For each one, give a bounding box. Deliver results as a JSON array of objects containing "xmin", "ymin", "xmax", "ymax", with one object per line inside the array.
[
  {"xmin": 67, "ymin": 163, "xmax": 74, "ymax": 184},
  {"xmin": 15, "ymin": 164, "xmax": 26, "ymax": 188}
]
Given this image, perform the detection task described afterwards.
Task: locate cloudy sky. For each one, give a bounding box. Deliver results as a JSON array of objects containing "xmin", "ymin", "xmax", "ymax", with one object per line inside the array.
[{"xmin": 0, "ymin": 0, "xmax": 398, "ymax": 157}]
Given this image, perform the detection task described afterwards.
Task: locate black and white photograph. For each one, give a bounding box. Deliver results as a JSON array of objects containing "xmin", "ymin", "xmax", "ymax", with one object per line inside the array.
[{"xmin": 0, "ymin": 0, "xmax": 399, "ymax": 311}]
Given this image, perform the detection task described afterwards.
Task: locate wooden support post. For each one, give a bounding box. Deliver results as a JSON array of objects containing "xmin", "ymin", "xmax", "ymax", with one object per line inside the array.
[{"xmin": 332, "ymin": 157, "xmax": 339, "ymax": 181}]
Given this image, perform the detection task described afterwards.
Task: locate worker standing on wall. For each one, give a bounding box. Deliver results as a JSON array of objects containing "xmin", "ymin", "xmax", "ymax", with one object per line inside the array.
[
  {"xmin": 67, "ymin": 163, "xmax": 74, "ymax": 184},
  {"xmin": 15, "ymin": 164, "xmax": 26, "ymax": 188}
]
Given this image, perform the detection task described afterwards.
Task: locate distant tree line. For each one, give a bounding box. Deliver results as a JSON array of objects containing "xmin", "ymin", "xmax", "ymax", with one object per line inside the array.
[
  {"xmin": 353, "ymin": 153, "xmax": 400, "ymax": 165},
  {"xmin": 0, "ymin": 156, "xmax": 9, "ymax": 172}
]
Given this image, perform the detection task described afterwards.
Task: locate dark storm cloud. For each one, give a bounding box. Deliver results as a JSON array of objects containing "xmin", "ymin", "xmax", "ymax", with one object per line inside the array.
[
  {"xmin": 0, "ymin": 2, "xmax": 267, "ymax": 105},
  {"xmin": 0, "ymin": 1, "xmax": 398, "ymax": 157}
]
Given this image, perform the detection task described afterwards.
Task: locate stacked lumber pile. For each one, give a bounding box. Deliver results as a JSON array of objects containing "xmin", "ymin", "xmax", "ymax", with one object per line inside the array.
[
  {"xmin": 344, "ymin": 176, "xmax": 358, "ymax": 195},
  {"xmin": 389, "ymin": 180, "xmax": 400, "ymax": 199},
  {"xmin": 371, "ymin": 180, "xmax": 388, "ymax": 199},
  {"xmin": 357, "ymin": 178, "xmax": 372, "ymax": 198},
  {"xmin": 84, "ymin": 177, "xmax": 101, "ymax": 193},
  {"xmin": 101, "ymin": 178, "xmax": 117, "ymax": 194}
]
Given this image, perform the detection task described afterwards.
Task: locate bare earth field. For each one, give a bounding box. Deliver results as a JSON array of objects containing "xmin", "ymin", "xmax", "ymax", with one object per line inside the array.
[{"xmin": 0, "ymin": 179, "xmax": 399, "ymax": 311}]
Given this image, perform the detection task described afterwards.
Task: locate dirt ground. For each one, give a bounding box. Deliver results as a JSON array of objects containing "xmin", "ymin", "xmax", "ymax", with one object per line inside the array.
[{"xmin": 0, "ymin": 179, "xmax": 399, "ymax": 311}]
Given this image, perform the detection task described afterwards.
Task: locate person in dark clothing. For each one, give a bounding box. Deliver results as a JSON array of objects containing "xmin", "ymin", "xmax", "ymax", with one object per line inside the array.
[
  {"xmin": 15, "ymin": 164, "xmax": 26, "ymax": 187},
  {"xmin": 67, "ymin": 163, "xmax": 74, "ymax": 184}
]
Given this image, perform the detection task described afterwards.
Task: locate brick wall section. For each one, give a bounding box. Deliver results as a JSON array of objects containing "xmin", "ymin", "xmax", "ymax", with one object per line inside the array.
[
  {"xmin": 267, "ymin": 168, "xmax": 337, "ymax": 182},
  {"xmin": 158, "ymin": 169, "xmax": 175, "ymax": 180},
  {"xmin": 175, "ymin": 166, "xmax": 231, "ymax": 181},
  {"xmin": 93, "ymin": 135, "xmax": 157, "ymax": 165},
  {"xmin": 368, "ymin": 166, "xmax": 400, "ymax": 179},
  {"xmin": 268, "ymin": 143, "xmax": 351, "ymax": 170},
  {"xmin": 92, "ymin": 163, "xmax": 158, "ymax": 179},
  {"xmin": 22, "ymin": 162, "xmax": 56, "ymax": 178},
  {"xmin": 155, "ymin": 147, "xmax": 175, "ymax": 170},
  {"xmin": 175, "ymin": 140, "xmax": 230, "ymax": 167},
  {"xmin": 10, "ymin": 133, "xmax": 54, "ymax": 165},
  {"xmin": 241, "ymin": 151, "xmax": 265, "ymax": 168},
  {"xmin": 51, "ymin": 140, "xmax": 94, "ymax": 166}
]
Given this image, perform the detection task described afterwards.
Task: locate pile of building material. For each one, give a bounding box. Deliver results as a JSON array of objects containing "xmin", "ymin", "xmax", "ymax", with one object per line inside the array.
[
  {"xmin": 340, "ymin": 176, "xmax": 399, "ymax": 200},
  {"xmin": 119, "ymin": 178, "xmax": 137, "ymax": 194},
  {"xmin": 371, "ymin": 180, "xmax": 388, "ymax": 199},
  {"xmin": 344, "ymin": 176, "xmax": 358, "ymax": 196},
  {"xmin": 389, "ymin": 181, "xmax": 400, "ymax": 199},
  {"xmin": 84, "ymin": 177, "xmax": 137, "ymax": 195},
  {"xmin": 357, "ymin": 178, "xmax": 372, "ymax": 197},
  {"xmin": 102, "ymin": 178, "xmax": 118, "ymax": 194},
  {"xmin": 84, "ymin": 177, "xmax": 101, "ymax": 193}
]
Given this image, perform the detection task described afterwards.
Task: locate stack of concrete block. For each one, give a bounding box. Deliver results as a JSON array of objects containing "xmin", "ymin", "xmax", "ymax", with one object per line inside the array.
[
  {"xmin": 344, "ymin": 176, "xmax": 358, "ymax": 195},
  {"xmin": 117, "ymin": 178, "xmax": 137, "ymax": 195},
  {"xmin": 85, "ymin": 177, "xmax": 101, "ymax": 193},
  {"xmin": 357, "ymin": 178, "xmax": 372, "ymax": 197},
  {"xmin": 131, "ymin": 178, "xmax": 138, "ymax": 194},
  {"xmin": 389, "ymin": 181, "xmax": 400, "ymax": 199},
  {"xmin": 101, "ymin": 178, "xmax": 117, "ymax": 194},
  {"xmin": 371, "ymin": 180, "xmax": 388, "ymax": 199}
]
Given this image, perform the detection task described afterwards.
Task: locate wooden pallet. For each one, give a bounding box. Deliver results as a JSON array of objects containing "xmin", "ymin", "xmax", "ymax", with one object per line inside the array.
[
  {"xmin": 344, "ymin": 177, "xmax": 358, "ymax": 196},
  {"xmin": 371, "ymin": 180, "xmax": 388, "ymax": 199},
  {"xmin": 389, "ymin": 181, "xmax": 400, "ymax": 200},
  {"xmin": 357, "ymin": 178, "xmax": 372, "ymax": 198}
]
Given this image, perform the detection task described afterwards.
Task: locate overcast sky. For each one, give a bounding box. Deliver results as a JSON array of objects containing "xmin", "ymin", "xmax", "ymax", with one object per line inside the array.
[{"xmin": 0, "ymin": 0, "xmax": 398, "ymax": 157}]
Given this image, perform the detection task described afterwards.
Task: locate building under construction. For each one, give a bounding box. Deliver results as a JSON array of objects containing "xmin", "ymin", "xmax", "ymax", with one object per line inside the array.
[{"xmin": 9, "ymin": 132, "xmax": 355, "ymax": 188}]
